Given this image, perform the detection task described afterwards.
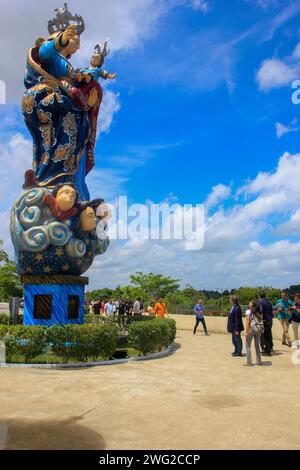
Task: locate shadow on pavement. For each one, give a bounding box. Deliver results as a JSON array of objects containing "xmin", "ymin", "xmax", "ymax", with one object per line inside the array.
[{"xmin": 1, "ymin": 416, "xmax": 105, "ymax": 450}]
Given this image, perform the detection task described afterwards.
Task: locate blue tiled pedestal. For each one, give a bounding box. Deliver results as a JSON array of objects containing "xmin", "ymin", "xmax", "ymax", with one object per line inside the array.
[{"xmin": 21, "ymin": 275, "xmax": 89, "ymax": 326}]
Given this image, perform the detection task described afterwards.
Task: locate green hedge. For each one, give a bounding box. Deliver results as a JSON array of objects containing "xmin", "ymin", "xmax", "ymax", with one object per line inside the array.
[
  {"xmin": 0, "ymin": 323, "xmax": 119, "ymax": 364},
  {"xmin": 0, "ymin": 313, "xmax": 24, "ymax": 325},
  {"xmin": 0, "ymin": 313, "xmax": 9, "ymax": 325},
  {"xmin": 128, "ymin": 318, "xmax": 176, "ymax": 355},
  {"xmin": 85, "ymin": 313, "xmax": 156, "ymax": 334},
  {"xmin": 158, "ymin": 318, "xmax": 177, "ymax": 345},
  {"xmin": 84, "ymin": 314, "xmax": 106, "ymax": 325},
  {"xmin": 0, "ymin": 325, "xmax": 47, "ymax": 363}
]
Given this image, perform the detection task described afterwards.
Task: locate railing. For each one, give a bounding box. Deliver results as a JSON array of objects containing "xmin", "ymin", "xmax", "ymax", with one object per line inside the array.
[{"xmin": 170, "ymin": 306, "xmax": 249, "ymax": 316}]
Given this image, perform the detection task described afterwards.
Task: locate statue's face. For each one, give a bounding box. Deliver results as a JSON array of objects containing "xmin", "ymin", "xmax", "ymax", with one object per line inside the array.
[
  {"xmin": 80, "ymin": 206, "xmax": 97, "ymax": 231},
  {"xmin": 91, "ymin": 54, "xmax": 103, "ymax": 67},
  {"xmin": 56, "ymin": 185, "xmax": 76, "ymax": 211},
  {"xmin": 65, "ymin": 36, "xmax": 80, "ymax": 56}
]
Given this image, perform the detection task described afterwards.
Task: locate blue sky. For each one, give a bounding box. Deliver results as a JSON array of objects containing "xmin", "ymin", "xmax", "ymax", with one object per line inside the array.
[{"xmin": 1, "ymin": 0, "xmax": 300, "ymax": 289}]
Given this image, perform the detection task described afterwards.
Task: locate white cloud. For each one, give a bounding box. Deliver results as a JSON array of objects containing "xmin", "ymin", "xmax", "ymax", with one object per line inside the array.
[
  {"xmin": 275, "ymin": 119, "xmax": 299, "ymax": 138},
  {"xmin": 190, "ymin": 0, "xmax": 210, "ymax": 13},
  {"xmin": 257, "ymin": 42, "xmax": 300, "ymax": 91},
  {"xmin": 274, "ymin": 208, "xmax": 300, "ymax": 235},
  {"xmin": 98, "ymin": 89, "xmax": 121, "ymax": 135},
  {"xmin": 206, "ymin": 184, "xmax": 231, "ymax": 211}
]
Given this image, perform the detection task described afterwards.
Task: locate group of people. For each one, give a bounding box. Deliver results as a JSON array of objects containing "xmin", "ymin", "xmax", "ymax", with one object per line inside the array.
[
  {"xmin": 89, "ymin": 298, "xmax": 168, "ymax": 318},
  {"xmin": 194, "ymin": 290, "xmax": 300, "ymax": 367}
]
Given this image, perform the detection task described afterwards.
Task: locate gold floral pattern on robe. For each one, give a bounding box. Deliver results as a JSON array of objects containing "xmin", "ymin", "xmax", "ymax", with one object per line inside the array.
[{"xmin": 21, "ymin": 94, "xmax": 36, "ymax": 114}]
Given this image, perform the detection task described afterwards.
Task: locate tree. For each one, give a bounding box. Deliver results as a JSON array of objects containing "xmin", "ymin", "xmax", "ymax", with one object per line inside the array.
[
  {"xmin": 129, "ymin": 272, "xmax": 180, "ymax": 301},
  {"xmin": 0, "ymin": 240, "xmax": 23, "ymax": 301},
  {"xmin": 289, "ymin": 285, "xmax": 300, "ymax": 297}
]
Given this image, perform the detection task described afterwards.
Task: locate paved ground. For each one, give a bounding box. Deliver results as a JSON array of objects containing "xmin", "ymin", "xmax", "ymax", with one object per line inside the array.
[{"xmin": 1, "ymin": 330, "xmax": 300, "ymax": 450}]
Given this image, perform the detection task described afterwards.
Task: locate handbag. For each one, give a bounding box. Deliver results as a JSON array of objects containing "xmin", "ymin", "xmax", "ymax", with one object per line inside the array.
[{"xmin": 249, "ymin": 312, "xmax": 264, "ymax": 336}]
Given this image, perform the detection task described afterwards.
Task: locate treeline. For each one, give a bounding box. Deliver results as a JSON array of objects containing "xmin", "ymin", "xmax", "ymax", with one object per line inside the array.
[{"xmin": 87, "ymin": 272, "xmax": 300, "ymax": 314}]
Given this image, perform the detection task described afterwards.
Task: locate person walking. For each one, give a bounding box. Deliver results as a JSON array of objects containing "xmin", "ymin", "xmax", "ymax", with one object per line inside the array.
[
  {"xmin": 227, "ymin": 295, "xmax": 244, "ymax": 357},
  {"xmin": 125, "ymin": 300, "xmax": 133, "ymax": 316},
  {"xmin": 93, "ymin": 300, "xmax": 101, "ymax": 315},
  {"xmin": 290, "ymin": 293, "xmax": 300, "ymax": 349},
  {"xmin": 274, "ymin": 290, "xmax": 293, "ymax": 347},
  {"xmin": 244, "ymin": 300, "xmax": 264, "ymax": 366},
  {"xmin": 104, "ymin": 299, "xmax": 114, "ymax": 317},
  {"xmin": 155, "ymin": 298, "xmax": 168, "ymax": 318},
  {"xmin": 193, "ymin": 299, "xmax": 208, "ymax": 336},
  {"xmin": 132, "ymin": 298, "xmax": 141, "ymax": 316},
  {"xmin": 147, "ymin": 302, "xmax": 156, "ymax": 316},
  {"xmin": 259, "ymin": 291, "xmax": 274, "ymax": 356}
]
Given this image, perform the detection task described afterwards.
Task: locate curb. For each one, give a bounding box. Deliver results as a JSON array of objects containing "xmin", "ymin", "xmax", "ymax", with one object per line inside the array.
[{"xmin": 0, "ymin": 345, "xmax": 174, "ymax": 369}]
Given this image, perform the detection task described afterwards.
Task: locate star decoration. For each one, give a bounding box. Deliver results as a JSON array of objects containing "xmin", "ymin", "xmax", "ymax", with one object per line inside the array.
[
  {"xmin": 35, "ymin": 254, "xmax": 43, "ymax": 262},
  {"xmin": 55, "ymin": 248, "xmax": 64, "ymax": 257},
  {"xmin": 25, "ymin": 266, "xmax": 33, "ymax": 273},
  {"xmin": 62, "ymin": 264, "xmax": 70, "ymax": 271},
  {"xmin": 44, "ymin": 265, "xmax": 51, "ymax": 273}
]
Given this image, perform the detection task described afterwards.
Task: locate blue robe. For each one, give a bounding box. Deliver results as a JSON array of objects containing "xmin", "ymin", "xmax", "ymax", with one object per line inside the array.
[{"xmin": 22, "ymin": 40, "xmax": 90, "ymax": 200}]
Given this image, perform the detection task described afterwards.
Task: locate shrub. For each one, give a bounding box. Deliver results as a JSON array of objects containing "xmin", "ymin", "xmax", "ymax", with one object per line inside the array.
[
  {"xmin": 0, "ymin": 325, "xmax": 9, "ymax": 338},
  {"xmin": 46, "ymin": 323, "xmax": 119, "ymax": 363},
  {"xmin": 84, "ymin": 314, "xmax": 106, "ymax": 325},
  {"xmin": 14, "ymin": 326, "xmax": 47, "ymax": 363},
  {"xmin": 0, "ymin": 325, "xmax": 47, "ymax": 363},
  {"xmin": 46, "ymin": 324, "xmax": 80, "ymax": 363},
  {"xmin": 128, "ymin": 318, "xmax": 170, "ymax": 355},
  {"xmin": 87, "ymin": 323, "xmax": 119, "ymax": 360},
  {"xmin": 156, "ymin": 318, "xmax": 176, "ymax": 345},
  {"xmin": 0, "ymin": 313, "xmax": 9, "ymax": 325}
]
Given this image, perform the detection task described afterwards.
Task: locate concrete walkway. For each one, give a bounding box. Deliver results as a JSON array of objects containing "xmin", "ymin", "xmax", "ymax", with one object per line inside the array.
[{"xmin": 0, "ymin": 330, "xmax": 300, "ymax": 450}]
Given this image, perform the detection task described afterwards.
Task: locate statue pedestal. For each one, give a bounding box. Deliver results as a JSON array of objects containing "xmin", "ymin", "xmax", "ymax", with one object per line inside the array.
[{"xmin": 21, "ymin": 275, "xmax": 89, "ymax": 326}]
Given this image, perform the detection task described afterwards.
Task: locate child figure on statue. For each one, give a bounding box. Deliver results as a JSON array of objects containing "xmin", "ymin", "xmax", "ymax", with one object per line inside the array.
[
  {"xmin": 78, "ymin": 40, "xmax": 117, "ymax": 83},
  {"xmin": 57, "ymin": 38, "xmax": 116, "ymax": 170},
  {"xmin": 74, "ymin": 40, "xmax": 117, "ymax": 166}
]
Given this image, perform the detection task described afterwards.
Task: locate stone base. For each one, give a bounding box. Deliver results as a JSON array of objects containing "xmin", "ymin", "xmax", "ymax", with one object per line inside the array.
[{"xmin": 21, "ymin": 275, "xmax": 89, "ymax": 326}]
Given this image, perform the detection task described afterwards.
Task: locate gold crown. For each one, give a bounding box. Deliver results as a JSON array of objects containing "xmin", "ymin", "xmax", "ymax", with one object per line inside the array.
[{"xmin": 48, "ymin": 2, "xmax": 85, "ymax": 36}]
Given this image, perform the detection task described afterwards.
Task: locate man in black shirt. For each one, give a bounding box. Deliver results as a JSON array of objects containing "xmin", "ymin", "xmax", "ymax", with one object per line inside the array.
[
  {"xmin": 118, "ymin": 299, "xmax": 126, "ymax": 316},
  {"xmin": 259, "ymin": 291, "xmax": 274, "ymax": 356}
]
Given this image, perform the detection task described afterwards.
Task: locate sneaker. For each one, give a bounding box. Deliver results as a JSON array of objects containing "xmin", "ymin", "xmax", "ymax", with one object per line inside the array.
[
  {"xmin": 232, "ymin": 353, "xmax": 243, "ymax": 357},
  {"xmin": 243, "ymin": 363, "xmax": 253, "ymax": 367},
  {"xmin": 282, "ymin": 341, "xmax": 288, "ymax": 346}
]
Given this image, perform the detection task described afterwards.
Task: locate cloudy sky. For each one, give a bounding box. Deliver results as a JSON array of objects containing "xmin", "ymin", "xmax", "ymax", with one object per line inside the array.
[{"xmin": 1, "ymin": 0, "xmax": 300, "ymax": 290}]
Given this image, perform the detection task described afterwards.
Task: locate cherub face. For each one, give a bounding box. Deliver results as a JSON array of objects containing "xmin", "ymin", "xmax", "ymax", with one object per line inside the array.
[
  {"xmin": 90, "ymin": 53, "xmax": 103, "ymax": 67},
  {"xmin": 80, "ymin": 206, "xmax": 97, "ymax": 232},
  {"xmin": 56, "ymin": 185, "xmax": 76, "ymax": 211}
]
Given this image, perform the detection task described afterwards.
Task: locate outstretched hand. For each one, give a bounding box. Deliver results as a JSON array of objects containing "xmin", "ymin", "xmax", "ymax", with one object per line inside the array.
[{"xmin": 107, "ymin": 73, "xmax": 117, "ymax": 80}]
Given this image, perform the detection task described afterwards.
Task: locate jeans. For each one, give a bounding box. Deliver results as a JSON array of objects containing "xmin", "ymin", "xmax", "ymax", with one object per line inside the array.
[
  {"xmin": 194, "ymin": 317, "xmax": 208, "ymax": 335},
  {"xmin": 261, "ymin": 323, "xmax": 273, "ymax": 354},
  {"xmin": 279, "ymin": 318, "xmax": 291, "ymax": 343},
  {"xmin": 232, "ymin": 332, "xmax": 242, "ymax": 354},
  {"xmin": 246, "ymin": 331, "xmax": 262, "ymax": 365}
]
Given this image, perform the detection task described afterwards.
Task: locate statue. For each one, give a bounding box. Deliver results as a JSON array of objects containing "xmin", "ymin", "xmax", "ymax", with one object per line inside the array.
[{"xmin": 10, "ymin": 4, "xmax": 113, "ymax": 325}]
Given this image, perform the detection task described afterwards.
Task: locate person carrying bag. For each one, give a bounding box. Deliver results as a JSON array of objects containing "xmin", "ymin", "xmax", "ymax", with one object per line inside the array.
[{"xmin": 244, "ymin": 300, "xmax": 264, "ymax": 366}]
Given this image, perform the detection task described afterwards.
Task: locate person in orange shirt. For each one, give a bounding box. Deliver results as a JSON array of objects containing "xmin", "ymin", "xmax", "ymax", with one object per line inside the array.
[{"xmin": 155, "ymin": 298, "xmax": 168, "ymax": 318}]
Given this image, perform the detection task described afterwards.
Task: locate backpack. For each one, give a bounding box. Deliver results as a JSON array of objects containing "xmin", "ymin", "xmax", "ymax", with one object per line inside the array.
[{"xmin": 249, "ymin": 312, "xmax": 264, "ymax": 336}]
